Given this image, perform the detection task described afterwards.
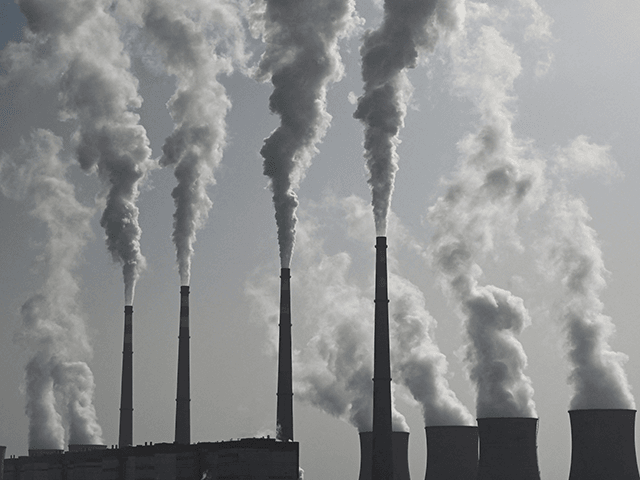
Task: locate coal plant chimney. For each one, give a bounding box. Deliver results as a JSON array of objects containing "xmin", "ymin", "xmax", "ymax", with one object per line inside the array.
[
  {"xmin": 425, "ymin": 426, "xmax": 478, "ymax": 480},
  {"xmin": 359, "ymin": 431, "xmax": 410, "ymax": 480},
  {"xmin": 372, "ymin": 236, "xmax": 393, "ymax": 480},
  {"xmin": 568, "ymin": 409, "xmax": 640, "ymax": 480},
  {"xmin": 1, "ymin": 445, "xmax": 5, "ymax": 480},
  {"xmin": 174, "ymin": 286, "xmax": 191, "ymax": 445},
  {"xmin": 276, "ymin": 268, "xmax": 293, "ymax": 441},
  {"xmin": 118, "ymin": 305, "xmax": 133, "ymax": 448},
  {"xmin": 476, "ymin": 417, "xmax": 540, "ymax": 480}
]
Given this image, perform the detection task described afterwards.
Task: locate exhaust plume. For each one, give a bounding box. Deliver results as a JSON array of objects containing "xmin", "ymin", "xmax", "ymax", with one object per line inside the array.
[
  {"xmin": 13, "ymin": 0, "xmax": 153, "ymax": 304},
  {"xmin": 542, "ymin": 188, "xmax": 635, "ymax": 410},
  {"xmin": 0, "ymin": 129, "xmax": 102, "ymax": 448},
  {"xmin": 354, "ymin": 0, "xmax": 461, "ymax": 236},
  {"xmin": 428, "ymin": 1, "xmax": 551, "ymax": 418},
  {"xmin": 136, "ymin": 0, "xmax": 244, "ymax": 285},
  {"xmin": 255, "ymin": 0, "xmax": 358, "ymax": 267}
]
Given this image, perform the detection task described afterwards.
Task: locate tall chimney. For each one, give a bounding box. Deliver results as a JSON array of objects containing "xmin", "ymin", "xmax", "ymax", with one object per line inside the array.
[
  {"xmin": 372, "ymin": 236, "xmax": 393, "ymax": 480},
  {"xmin": 425, "ymin": 426, "xmax": 478, "ymax": 480},
  {"xmin": 174, "ymin": 286, "xmax": 191, "ymax": 445},
  {"xmin": 118, "ymin": 305, "xmax": 133, "ymax": 448},
  {"xmin": 476, "ymin": 417, "xmax": 540, "ymax": 480},
  {"xmin": 358, "ymin": 432, "xmax": 411, "ymax": 480},
  {"xmin": 0, "ymin": 445, "xmax": 6, "ymax": 480},
  {"xmin": 276, "ymin": 268, "xmax": 293, "ymax": 441},
  {"xmin": 568, "ymin": 409, "xmax": 640, "ymax": 480}
]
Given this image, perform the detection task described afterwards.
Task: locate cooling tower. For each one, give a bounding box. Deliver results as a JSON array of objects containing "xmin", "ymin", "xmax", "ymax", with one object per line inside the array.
[
  {"xmin": 1, "ymin": 445, "xmax": 5, "ymax": 480},
  {"xmin": 568, "ymin": 409, "xmax": 640, "ymax": 480},
  {"xmin": 118, "ymin": 305, "xmax": 134, "ymax": 447},
  {"xmin": 175, "ymin": 286, "xmax": 191, "ymax": 445},
  {"xmin": 424, "ymin": 426, "xmax": 478, "ymax": 480},
  {"xmin": 276, "ymin": 268, "xmax": 293, "ymax": 442},
  {"xmin": 476, "ymin": 417, "xmax": 540, "ymax": 480},
  {"xmin": 359, "ymin": 432, "xmax": 410, "ymax": 480},
  {"xmin": 372, "ymin": 236, "xmax": 393, "ymax": 480}
]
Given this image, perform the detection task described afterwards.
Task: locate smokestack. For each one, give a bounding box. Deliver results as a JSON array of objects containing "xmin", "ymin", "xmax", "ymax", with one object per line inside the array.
[
  {"xmin": 276, "ymin": 268, "xmax": 293, "ymax": 441},
  {"xmin": 476, "ymin": 417, "xmax": 540, "ymax": 480},
  {"xmin": 425, "ymin": 426, "xmax": 478, "ymax": 480},
  {"xmin": 568, "ymin": 409, "xmax": 640, "ymax": 480},
  {"xmin": 359, "ymin": 432, "xmax": 411, "ymax": 480},
  {"xmin": 0, "ymin": 445, "xmax": 5, "ymax": 480},
  {"xmin": 372, "ymin": 236, "xmax": 393, "ymax": 480},
  {"xmin": 175, "ymin": 286, "xmax": 191, "ymax": 445},
  {"xmin": 118, "ymin": 305, "xmax": 133, "ymax": 448}
]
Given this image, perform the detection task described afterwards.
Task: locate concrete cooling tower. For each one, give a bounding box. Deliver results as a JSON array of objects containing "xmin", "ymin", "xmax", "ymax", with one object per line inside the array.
[
  {"xmin": 424, "ymin": 426, "xmax": 478, "ymax": 480},
  {"xmin": 568, "ymin": 409, "xmax": 640, "ymax": 480},
  {"xmin": 476, "ymin": 417, "xmax": 540, "ymax": 480},
  {"xmin": 358, "ymin": 431, "xmax": 410, "ymax": 480}
]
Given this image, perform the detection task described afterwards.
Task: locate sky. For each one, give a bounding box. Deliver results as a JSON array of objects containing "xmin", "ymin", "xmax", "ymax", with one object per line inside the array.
[{"xmin": 1, "ymin": 0, "xmax": 640, "ymax": 479}]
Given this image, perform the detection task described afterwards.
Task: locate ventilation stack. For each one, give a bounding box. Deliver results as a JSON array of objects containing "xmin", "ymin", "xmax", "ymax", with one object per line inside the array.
[
  {"xmin": 476, "ymin": 417, "xmax": 540, "ymax": 480},
  {"xmin": 118, "ymin": 305, "xmax": 133, "ymax": 448},
  {"xmin": 372, "ymin": 236, "xmax": 394, "ymax": 480},
  {"xmin": 568, "ymin": 409, "xmax": 640, "ymax": 480},
  {"xmin": 358, "ymin": 431, "xmax": 410, "ymax": 480},
  {"xmin": 175, "ymin": 286, "xmax": 191, "ymax": 445},
  {"xmin": 1, "ymin": 445, "xmax": 5, "ymax": 480},
  {"xmin": 424, "ymin": 426, "xmax": 478, "ymax": 480},
  {"xmin": 276, "ymin": 268, "xmax": 293, "ymax": 442}
]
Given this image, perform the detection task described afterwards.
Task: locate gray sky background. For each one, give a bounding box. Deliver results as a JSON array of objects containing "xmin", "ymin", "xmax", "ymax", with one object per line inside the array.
[{"xmin": 1, "ymin": 1, "xmax": 640, "ymax": 479}]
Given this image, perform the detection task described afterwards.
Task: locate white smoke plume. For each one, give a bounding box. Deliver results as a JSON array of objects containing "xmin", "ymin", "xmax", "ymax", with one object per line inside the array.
[
  {"xmin": 132, "ymin": 0, "xmax": 245, "ymax": 286},
  {"xmin": 255, "ymin": 0, "xmax": 358, "ymax": 268},
  {"xmin": 0, "ymin": 130, "xmax": 103, "ymax": 448},
  {"xmin": 540, "ymin": 139, "xmax": 634, "ymax": 410},
  {"xmin": 11, "ymin": 0, "xmax": 153, "ymax": 304},
  {"xmin": 427, "ymin": 1, "xmax": 551, "ymax": 418},
  {"xmin": 354, "ymin": 0, "xmax": 462, "ymax": 236}
]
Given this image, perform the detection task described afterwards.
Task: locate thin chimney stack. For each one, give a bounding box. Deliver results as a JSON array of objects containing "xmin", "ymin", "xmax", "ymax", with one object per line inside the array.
[
  {"xmin": 372, "ymin": 236, "xmax": 393, "ymax": 480},
  {"xmin": 174, "ymin": 286, "xmax": 191, "ymax": 445},
  {"xmin": 118, "ymin": 306, "xmax": 134, "ymax": 448},
  {"xmin": 276, "ymin": 268, "xmax": 294, "ymax": 441}
]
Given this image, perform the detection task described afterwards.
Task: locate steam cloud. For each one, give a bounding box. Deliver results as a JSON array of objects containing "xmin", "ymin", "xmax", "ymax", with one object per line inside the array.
[
  {"xmin": 11, "ymin": 0, "xmax": 152, "ymax": 304},
  {"xmin": 0, "ymin": 130, "xmax": 102, "ymax": 448},
  {"xmin": 427, "ymin": 1, "xmax": 551, "ymax": 418},
  {"xmin": 135, "ymin": 0, "xmax": 244, "ymax": 285},
  {"xmin": 354, "ymin": 0, "xmax": 461, "ymax": 235},
  {"xmin": 255, "ymin": 0, "xmax": 357, "ymax": 267}
]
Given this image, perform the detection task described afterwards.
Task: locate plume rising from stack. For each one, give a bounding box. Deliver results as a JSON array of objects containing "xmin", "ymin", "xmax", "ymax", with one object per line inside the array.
[
  {"xmin": 358, "ymin": 432, "xmax": 411, "ymax": 480},
  {"xmin": 276, "ymin": 268, "xmax": 293, "ymax": 441},
  {"xmin": 568, "ymin": 409, "xmax": 640, "ymax": 480},
  {"xmin": 118, "ymin": 305, "xmax": 133, "ymax": 448},
  {"xmin": 425, "ymin": 426, "xmax": 478, "ymax": 480},
  {"xmin": 175, "ymin": 286, "xmax": 191, "ymax": 445}
]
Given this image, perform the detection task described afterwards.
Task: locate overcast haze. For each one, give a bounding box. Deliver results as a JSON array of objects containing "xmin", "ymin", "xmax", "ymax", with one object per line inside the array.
[{"xmin": 1, "ymin": 1, "xmax": 640, "ymax": 479}]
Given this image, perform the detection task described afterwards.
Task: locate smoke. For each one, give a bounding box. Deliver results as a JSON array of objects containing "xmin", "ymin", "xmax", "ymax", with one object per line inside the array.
[
  {"xmin": 427, "ymin": 1, "xmax": 552, "ymax": 418},
  {"xmin": 354, "ymin": 0, "xmax": 462, "ymax": 236},
  {"xmin": 134, "ymin": 0, "xmax": 245, "ymax": 286},
  {"xmin": 540, "ymin": 139, "xmax": 634, "ymax": 410},
  {"xmin": 255, "ymin": 0, "xmax": 358, "ymax": 268},
  {"xmin": 0, "ymin": 129, "xmax": 102, "ymax": 448},
  {"xmin": 11, "ymin": 0, "xmax": 153, "ymax": 304}
]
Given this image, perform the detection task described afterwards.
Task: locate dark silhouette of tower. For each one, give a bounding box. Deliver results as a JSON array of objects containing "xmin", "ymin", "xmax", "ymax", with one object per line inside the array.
[
  {"xmin": 424, "ymin": 426, "xmax": 478, "ymax": 480},
  {"xmin": 276, "ymin": 268, "xmax": 293, "ymax": 441},
  {"xmin": 476, "ymin": 417, "xmax": 540, "ymax": 480},
  {"xmin": 174, "ymin": 286, "xmax": 191, "ymax": 445},
  {"xmin": 372, "ymin": 236, "xmax": 393, "ymax": 480},
  {"xmin": 1, "ymin": 445, "xmax": 6, "ymax": 480},
  {"xmin": 358, "ymin": 432, "xmax": 410, "ymax": 480},
  {"xmin": 118, "ymin": 306, "xmax": 133, "ymax": 447},
  {"xmin": 568, "ymin": 409, "xmax": 640, "ymax": 480}
]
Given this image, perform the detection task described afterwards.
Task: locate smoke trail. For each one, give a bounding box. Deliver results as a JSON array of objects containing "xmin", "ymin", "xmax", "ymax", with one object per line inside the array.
[
  {"xmin": 354, "ymin": 0, "xmax": 462, "ymax": 236},
  {"xmin": 427, "ymin": 1, "xmax": 551, "ymax": 418},
  {"xmin": 389, "ymin": 273, "xmax": 474, "ymax": 426},
  {"xmin": 540, "ymin": 139, "xmax": 634, "ymax": 410},
  {"xmin": 135, "ymin": 0, "xmax": 244, "ymax": 285},
  {"xmin": 12, "ymin": 0, "xmax": 153, "ymax": 304},
  {"xmin": 0, "ymin": 129, "xmax": 102, "ymax": 448},
  {"xmin": 255, "ymin": 0, "xmax": 358, "ymax": 267}
]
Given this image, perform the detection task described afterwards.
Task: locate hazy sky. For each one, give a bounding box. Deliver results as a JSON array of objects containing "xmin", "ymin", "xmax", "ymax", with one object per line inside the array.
[{"xmin": 1, "ymin": 0, "xmax": 640, "ymax": 479}]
